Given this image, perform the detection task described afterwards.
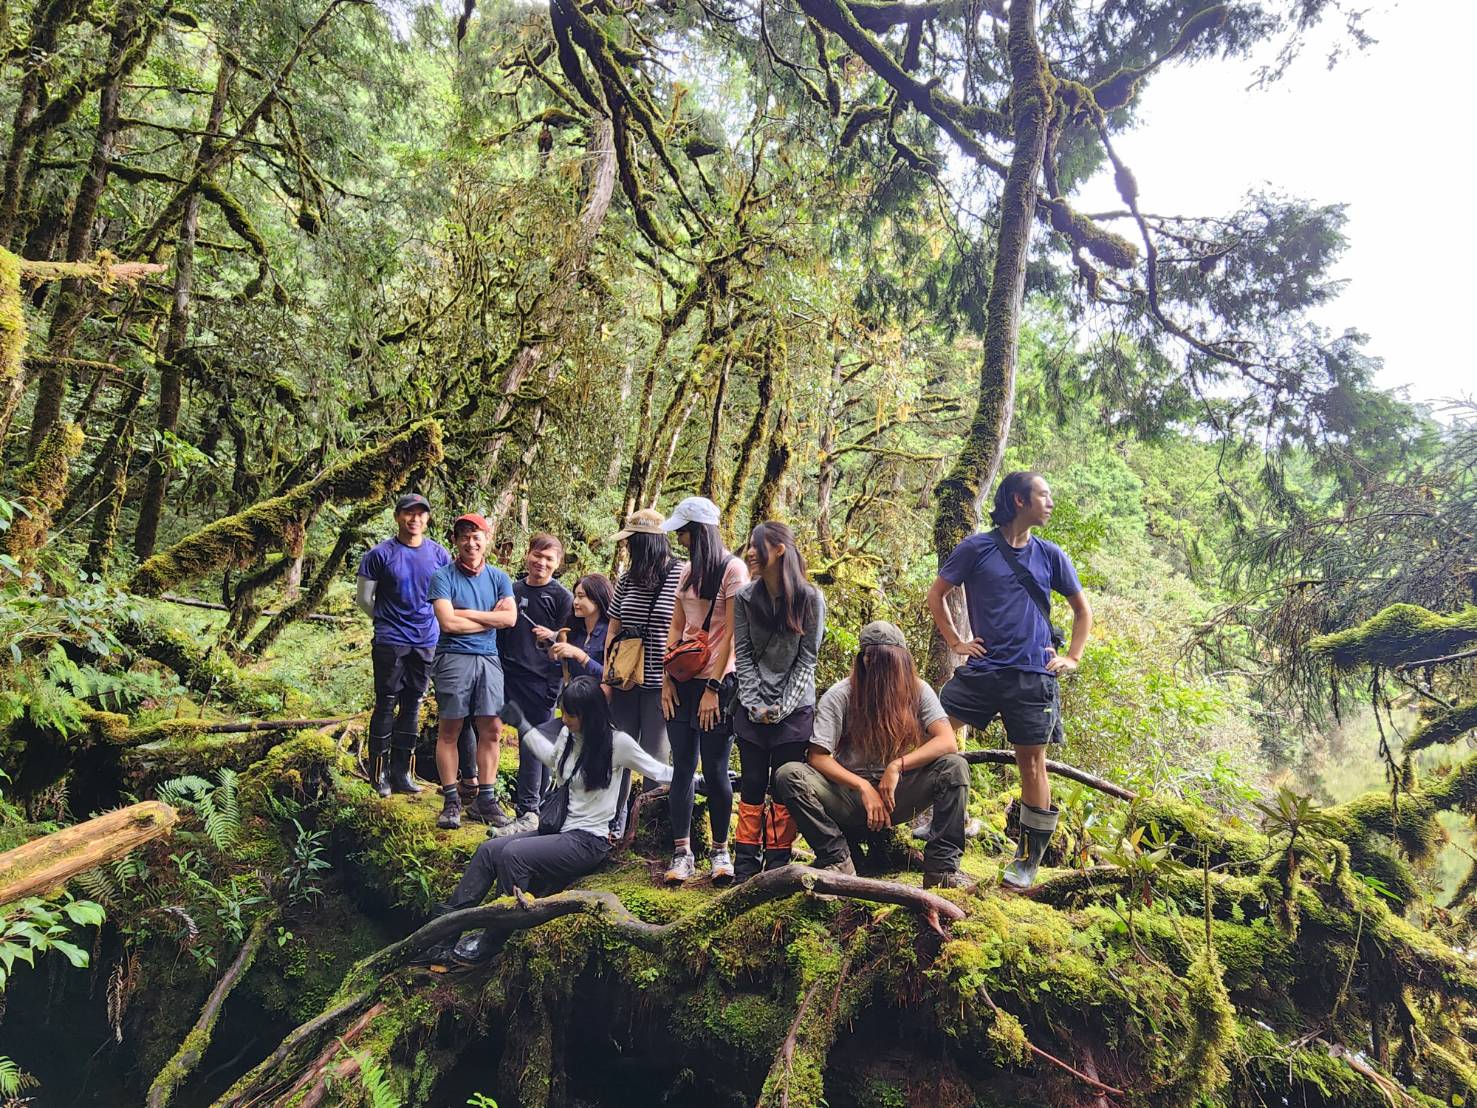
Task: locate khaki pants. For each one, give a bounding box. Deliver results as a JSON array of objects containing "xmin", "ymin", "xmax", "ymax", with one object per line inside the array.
[{"xmin": 773, "ymin": 754, "xmax": 969, "ymax": 874}]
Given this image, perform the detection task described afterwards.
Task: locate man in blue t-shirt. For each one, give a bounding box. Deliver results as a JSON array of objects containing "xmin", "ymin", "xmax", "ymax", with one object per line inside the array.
[
  {"xmin": 428, "ymin": 513, "xmax": 516, "ymax": 830},
  {"xmin": 356, "ymin": 493, "xmax": 451, "ymax": 797},
  {"xmin": 926, "ymin": 471, "xmax": 1094, "ymax": 889}
]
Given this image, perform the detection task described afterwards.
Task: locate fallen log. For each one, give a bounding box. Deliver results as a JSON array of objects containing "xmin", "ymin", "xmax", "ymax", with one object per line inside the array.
[
  {"xmin": 0, "ymin": 802, "xmax": 178, "ymax": 905},
  {"xmin": 119, "ymin": 715, "xmax": 362, "ymax": 745},
  {"xmin": 961, "ymin": 749, "xmax": 1137, "ymax": 802},
  {"xmin": 158, "ymin": 592, "xmax": 354, "ymax": 625}
]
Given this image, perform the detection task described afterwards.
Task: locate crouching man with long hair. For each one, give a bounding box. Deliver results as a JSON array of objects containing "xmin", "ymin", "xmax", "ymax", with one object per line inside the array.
[{"xmin": 773, "ymin": 622, "xmax": 974, "ymax": 890}]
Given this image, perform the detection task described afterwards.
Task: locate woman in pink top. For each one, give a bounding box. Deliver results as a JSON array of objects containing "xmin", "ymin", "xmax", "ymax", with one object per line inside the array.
[{"xmin": 659, "ymin": 496, "xmax": 749, "ymax": 885}]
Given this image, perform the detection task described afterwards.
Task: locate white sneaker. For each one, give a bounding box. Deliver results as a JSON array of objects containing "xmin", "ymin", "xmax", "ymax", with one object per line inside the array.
[
  {"xmin": 488, "ymin": 811, "xmax": 539, "ymax": 839},
  {"xmin": 664, "ymin": 850, "xmax": 696, "ymax": 884},
  {"xmin": 709, "ymin": 847, "xmax": 734, "ymax": 885}
]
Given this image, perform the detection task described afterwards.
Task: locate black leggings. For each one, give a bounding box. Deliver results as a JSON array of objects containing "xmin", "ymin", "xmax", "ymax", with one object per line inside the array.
[{"xmin": 737, "ymin": 739, "xmax": 808, "ymax": 805}]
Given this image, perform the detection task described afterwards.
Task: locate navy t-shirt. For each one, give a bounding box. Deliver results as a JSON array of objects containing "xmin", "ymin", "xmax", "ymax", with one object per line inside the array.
[
  {"xmin": 357, "ymin": 537, "xmax": 451, "ymax": 648},
  {"xmin": 427, "ymin": 561, "xmax": 515, "ymax": 656},
  {"xmin": 938, "ymin": 532, "xmax": 1081, "ymax": 675},
  {"xmin": 498, "ymin": 577, "xmax": 573, "ymax": 689}
]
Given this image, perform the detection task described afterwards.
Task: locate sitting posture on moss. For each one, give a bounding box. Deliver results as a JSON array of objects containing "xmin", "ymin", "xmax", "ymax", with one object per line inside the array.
[
  {"xmin": 428, "ymin": 677, "xmax": 673, "ymax": 962},
  {"xmin": 355, "ymin": 492, "xmax": 449, "ymax": 798},
  {"xmin": 774, "ymin": 621, "xmax": 974, "ymax": 889}
]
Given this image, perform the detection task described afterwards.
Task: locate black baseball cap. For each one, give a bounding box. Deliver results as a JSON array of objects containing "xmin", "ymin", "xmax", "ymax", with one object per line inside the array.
[{"xmin": 395, "ymin": 493, "xmax": 431, "ymax": 513}]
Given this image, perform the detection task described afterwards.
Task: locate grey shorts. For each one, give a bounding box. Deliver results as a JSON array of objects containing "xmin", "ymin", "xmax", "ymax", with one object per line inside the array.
[{"xmin": 432, "ymin": 651, "xmax": 504, "ymax": 721}]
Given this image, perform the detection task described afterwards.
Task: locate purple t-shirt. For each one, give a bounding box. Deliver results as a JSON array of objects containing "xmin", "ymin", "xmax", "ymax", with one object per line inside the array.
[
  {"xmin": 357, "ymin": 537, "xmax": 451, "ymax": 648},
  {"xmin": 938, "ymin": 532, "xmax": 1081, "ymax": 675}
]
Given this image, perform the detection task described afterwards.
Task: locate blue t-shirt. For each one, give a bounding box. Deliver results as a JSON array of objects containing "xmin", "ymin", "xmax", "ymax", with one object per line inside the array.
[
  {"xmin": 427, "ymin": 561, "xmax": 515, "ymax": 656},
  {"xmin": 938, "ymin": 532, "xmax": 1081, "ymax": 674},
  {"xmin": 357, "ymin": 537, "xmax": 451, "ymax": 648}
]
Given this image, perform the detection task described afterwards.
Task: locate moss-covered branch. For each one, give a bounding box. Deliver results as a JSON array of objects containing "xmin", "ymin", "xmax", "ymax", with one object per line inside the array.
[
  {"xmin": 1309, "ymin": 604, "xmax": 1477, "ymax": 671},
  {"xmin": 129, "ymin": 419, "xmax": 442, "ymax": 596},
  {"xmin": 3, "ymin": 420, "xmax": 83, "ymax": 566}
]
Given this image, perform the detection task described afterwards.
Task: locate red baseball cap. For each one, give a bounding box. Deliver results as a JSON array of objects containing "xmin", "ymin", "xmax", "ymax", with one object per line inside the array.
[{"xmin": 452, "ymin": 513, "xmax": 490, "ymax": 534}]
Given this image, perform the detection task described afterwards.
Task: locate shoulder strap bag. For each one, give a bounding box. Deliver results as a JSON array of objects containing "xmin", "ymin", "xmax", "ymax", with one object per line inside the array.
[
  {"xmin": 989, "ymin": 530, "xmax": 1066, "ymax": 650},
  {"xmin": 663, "ymin": 558, "xmax": 731, "ymax": 683},
  {"xmin": 603, "ymin": 584, "xmax": 661, "ymax": 691}
]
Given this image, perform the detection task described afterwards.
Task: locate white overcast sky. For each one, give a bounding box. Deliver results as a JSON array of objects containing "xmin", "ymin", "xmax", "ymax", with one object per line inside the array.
[{"xmin": 1074, "ymin": 1, "xmax": 1474, "ymax": 414}]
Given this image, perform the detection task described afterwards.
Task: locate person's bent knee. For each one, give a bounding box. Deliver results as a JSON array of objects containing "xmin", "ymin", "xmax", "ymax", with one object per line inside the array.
[
  {"xmin": 935, "ymin": 752, "xmax": 970, "ymax": 787},
  {"xmin": 773, "ymin": 761, "xmax": 812, "ymax": 801}
]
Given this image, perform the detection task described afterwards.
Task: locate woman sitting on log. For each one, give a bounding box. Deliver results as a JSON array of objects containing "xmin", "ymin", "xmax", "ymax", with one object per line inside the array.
[
  {"xmin": 731, "ymin": 521, "xmax": 825, "ymax": 881},
  {"xmin": 428, "ymin": 676, "xmax": 673, "ymax": 963}
]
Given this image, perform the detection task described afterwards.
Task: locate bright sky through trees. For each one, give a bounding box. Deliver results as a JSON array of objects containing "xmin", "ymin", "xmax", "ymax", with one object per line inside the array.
[{"xmin": 1076, "ymin": 1, "xmax": 1474, "ymax": 414}]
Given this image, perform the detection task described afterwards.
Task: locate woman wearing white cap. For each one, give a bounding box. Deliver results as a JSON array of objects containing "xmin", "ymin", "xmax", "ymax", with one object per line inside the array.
[{"xmin": 660, "ymin": 495, "xmax": 749, "ymax": 884}]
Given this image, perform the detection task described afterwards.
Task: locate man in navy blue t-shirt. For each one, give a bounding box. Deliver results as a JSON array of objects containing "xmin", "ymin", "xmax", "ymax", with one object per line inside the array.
[
  {"xmin": 356, "ymin": 493, "xmax": 451, "ymax": 797},
  {"xmin": 926, "ymin": 471, "xmax": 1093, "ymax": 889},
  {"xmin": 428, "ymin": 513, "xmax": 516, "ymax": 829}
]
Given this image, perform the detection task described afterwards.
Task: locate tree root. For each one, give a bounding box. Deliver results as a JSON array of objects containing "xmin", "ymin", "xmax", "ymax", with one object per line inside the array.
[
  {"xmin": 976, "ymin": 984, "xmax": 1126, "ymax": 1099},
  {"xmin": 270, "ymin": 1001, "xmax": 384, "ymax": 1108},
  {"xmin": 146, "ymin": 911, "xmax": 275, "ymax": 1108},
  {"xmin": 960, "ymin": 749, "xmax": 1137, "ymax": 801},
  {"xmin": 216, "ymin": 992, "xmax": 378, "ymax": 1107}
]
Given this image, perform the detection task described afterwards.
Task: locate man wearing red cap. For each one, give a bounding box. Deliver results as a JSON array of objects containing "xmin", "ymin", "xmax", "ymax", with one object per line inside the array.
[{"xmin": 427, "ymin": 513, "xmax": 517, "ymax": 829}]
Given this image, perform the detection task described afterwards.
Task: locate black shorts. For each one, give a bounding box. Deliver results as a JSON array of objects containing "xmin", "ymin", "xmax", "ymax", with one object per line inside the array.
[
  {"xmin": 371, "ymin": 642, "xmax": 436, "ymax": 704},
  {"xmin": 938, "ymin": 667, "xmax": 1063, "ymax": 747}
]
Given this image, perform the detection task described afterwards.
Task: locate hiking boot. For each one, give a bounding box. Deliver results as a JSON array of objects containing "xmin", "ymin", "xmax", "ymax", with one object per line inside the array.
[
  {"xmin": 458, "ymin": 779, "xmax": 478, "ymax": 804},
  {"xmin": 733, "ymin": 841, "xmax": 763, "ymax": 883},
  {"xmin": 1002, "ymin": 804, "xmax": 1059, "ymax": 890},
  {"xmin": 466, "ymin": 794, "xmax": 511, "ymax": 827},
  {"xmin": 763, "ymin": 848, "xmax": 794, "ymax": 871},
  {"xmin": 709, "ymin": 847, "xmax": 735, "ymax": 885},
  {"xmin": 923, "ymin": 870, "xmax": 977, "ymax": 891},
  {"xmin": 388, "ymin": 748, "xmax": 423, "ymax": 795},
  {"xmin": 369, "ymin": 753, "xmax": 392, "ymax": 799},
  {"xmin": 452, "ymin": 928, "xmax": 502, "ymax": 965},
  {"xmin": 815, "ymin": 855, "xmax": 856, "ymax": 877},
  {"xmin": 664, "ymin": 850, "xmax": 696, "ymax": 884},
  {"xmin": 488, "ymin": 811, "xmax": 539, "ymax": 838},
  {"xmin": 437, "ymin": 790, "xmax": 463, "ymax": 830}
]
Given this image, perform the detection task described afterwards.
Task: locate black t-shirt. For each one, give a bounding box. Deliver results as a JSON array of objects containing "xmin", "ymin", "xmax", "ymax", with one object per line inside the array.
[{"xmin": 498, "ymin": 577, "xmax": 574, "ymax": 687}]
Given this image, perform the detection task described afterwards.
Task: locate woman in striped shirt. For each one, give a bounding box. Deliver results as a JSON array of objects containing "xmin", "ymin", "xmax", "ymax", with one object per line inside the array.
[{"xmin": 606, "ymin": 509, "xmax": 683, "ymax": 832}]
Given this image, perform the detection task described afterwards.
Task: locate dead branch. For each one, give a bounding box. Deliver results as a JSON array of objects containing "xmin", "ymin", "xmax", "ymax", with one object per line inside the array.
[
  {"xmin": 975, "ymin": 984, "xmax": 1126, "ymax": 1098},
  {"xmin": 0, "ymin": 802, "xmax": 178, "ymax": 905},
  {"xmin": 960, "ymin": 750, "xmax": 1137, "ymax": 802},
  {"xmin": 147, "ymin": 911, "xmax": 277, "ymax": 1108}
]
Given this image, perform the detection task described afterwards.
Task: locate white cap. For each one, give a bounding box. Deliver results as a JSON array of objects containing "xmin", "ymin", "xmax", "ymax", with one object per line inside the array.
[{"xmin": 661, "ymin": 496, "xmax": 721, "ymax": 531}]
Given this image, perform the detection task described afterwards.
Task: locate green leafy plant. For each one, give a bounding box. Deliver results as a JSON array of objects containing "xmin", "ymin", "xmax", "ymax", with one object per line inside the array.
[
  {"xmin": 0, "ymin": 1055, "xmax": 38, "ymax": 1098},
  {"xmin": 158, "ymin": 768, "xmax": 242, "ymax": 851},
  {"xmin": 283, "ymin": 818, "xmax": 331, "ymax": 906},
  {"xmin": 0, "ymin": 895, "xmax": 105, "ymax": 988},
  {"xmin": 341, "ymin": 1045, "xmax": 401, "ymax": 1108}
]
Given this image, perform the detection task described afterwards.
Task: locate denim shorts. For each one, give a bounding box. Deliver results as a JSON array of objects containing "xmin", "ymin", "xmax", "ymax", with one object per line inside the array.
[
  {"xmin": 938, "ymin": 667, "xmax": 1063, "ymax": 746},
  {"xmin": 432, "ymin": 652, "xmax": 504, "ymax": 720}
]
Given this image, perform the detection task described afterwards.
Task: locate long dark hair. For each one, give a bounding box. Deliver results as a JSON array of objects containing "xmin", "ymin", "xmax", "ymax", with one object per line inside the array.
[
  {"xmin": 558, "ymin": 676, "xmax": 614, "ymax": 791},
  {"xmin": 748, "ymin": 521, "xmax": 813, "ymax": 634},
  {"xmin": 682, "ymin": 521, "xmax": 727, "ymax": 600},
  {"xmin": 624, "ymin": 531, "xmax": 675, "ymax": 591},
  {"xmin": 844, "ymin": 644, "xmax": 923, "ymax": 768},
  {"xmin": 575, "ymin": 573, "xmax": 613, "ymax": 621},
  {"xmin": 990, "ymin": 471, "xmax": 1041, "ymax": 527}
]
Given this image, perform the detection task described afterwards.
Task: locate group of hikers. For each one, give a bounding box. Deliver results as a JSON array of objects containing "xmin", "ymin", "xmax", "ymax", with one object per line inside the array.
[{"xmin": 356, "ymin": 473, "xmax": 1091, "ymax": 962}]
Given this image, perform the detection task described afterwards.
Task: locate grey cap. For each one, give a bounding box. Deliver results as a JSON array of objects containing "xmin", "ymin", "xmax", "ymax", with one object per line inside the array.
[
  {"xmin": 395, "ymin": 492, "xmax": 431, "ymax": 513},
  {"xmin": 857, "ymin": 621, "xmax": 908, "ymax": 650},
  {"xmin": 661, "ymin": 495, "xmax": 721, "ymax": 531}
]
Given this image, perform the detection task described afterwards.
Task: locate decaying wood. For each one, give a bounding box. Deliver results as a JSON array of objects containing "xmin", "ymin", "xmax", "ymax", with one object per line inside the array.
[
  {"xmin": 0, "ymin": 801, "xmax": 177, "ymax": 905},
  {"xmin": 146, "ymin": 911, "xmax": 277, "ymax": 1108},
  {"xmin": 960, "ymin": 750, "xmax": 1137, "ymax": 802}
]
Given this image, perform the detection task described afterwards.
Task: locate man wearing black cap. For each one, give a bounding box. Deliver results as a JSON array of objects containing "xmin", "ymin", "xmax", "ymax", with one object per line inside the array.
[{"xmin": 356, "ymin": 494, "xmax": 451, "ymax": 796}]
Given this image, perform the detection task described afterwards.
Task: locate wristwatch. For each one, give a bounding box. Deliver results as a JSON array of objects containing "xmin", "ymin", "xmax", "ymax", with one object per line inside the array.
[{"xmin": 703, "ymin": 678, "xmax": 724, "ymax": 694}]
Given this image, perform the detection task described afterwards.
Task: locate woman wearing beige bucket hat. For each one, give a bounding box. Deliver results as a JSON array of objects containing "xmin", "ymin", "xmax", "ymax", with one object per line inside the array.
[{"xmin": 603, "ymin": 508, "xmax": 683, "ymax": 835}]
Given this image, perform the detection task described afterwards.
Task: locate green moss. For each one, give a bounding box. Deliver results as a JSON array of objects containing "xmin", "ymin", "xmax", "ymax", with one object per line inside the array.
[
  {"xmin": 1408, "ymin": 699, "xmax": 1477, "ymax": 751},
  {"xmin": 115, "ymin": 613, "xmax": 299, "ymax": 713},
  {"xmin": 130, "ymin": 419, "xmax": 443, "ymax": 596},
  {"xmin": 4, "ymin": 420, "xmax": 83, "ymax": 564},
  {"xmin": 0, "ymin": 248, "xmax": 23, "ymax": 389},
  {"xmin": 1309, "ymin": 604, "xmax": 1477, "ymax": 670}
]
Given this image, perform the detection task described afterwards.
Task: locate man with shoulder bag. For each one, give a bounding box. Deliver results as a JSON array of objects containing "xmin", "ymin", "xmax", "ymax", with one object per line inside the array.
[{"xmin": 926, "ymin": 472, "xmax": 1093, "ymax": 889}]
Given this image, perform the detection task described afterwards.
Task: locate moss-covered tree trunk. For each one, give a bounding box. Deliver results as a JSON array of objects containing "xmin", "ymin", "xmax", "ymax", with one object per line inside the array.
[
  {"xmin": 814, "ymin": 338, "xmax": 843, "ymax": 557},
  {"xmin": 4, "ymin": 419, "xmax": 83, "ymax": 566},
  {"xmin": 926, "ymin": 0, "xmax": 1051, "ymax": 682},
  {"xmin": 723, "ymin": 342, "xmax": 775, "ymax": 533},
  {"xmin": 135, "ymin": 57, "xmax": 235, "ymax": 558}
]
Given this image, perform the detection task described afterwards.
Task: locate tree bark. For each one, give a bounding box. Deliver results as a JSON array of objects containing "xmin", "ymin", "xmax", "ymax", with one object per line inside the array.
[
  {"xmin": 814, "ymin": 339, "xmax": 844, "ymax": 557},
  {"xmin": 723, "ymin": 343, "xmax": 775, "ymax": 532},
  {"xmin": 82, "ymin": 369, "xmax": 146, "ymax": 575},
  {"xmin": 699, "ymin": 349, "xmax": 732, "ymax": 500},
  {"xmin": 926, "ymin": 0, "xmax": 1050, "ymax": 682},
  {"xmin": 749, "ymin": 377, "xmax": 792, "ymax": 533},
  {"xmin": 0, "ymin": 802, "xmax": 178, "ymax": 905},
  {"xmin": 134, "ymin": 56, "xmax": 235, "ymax": 558}
]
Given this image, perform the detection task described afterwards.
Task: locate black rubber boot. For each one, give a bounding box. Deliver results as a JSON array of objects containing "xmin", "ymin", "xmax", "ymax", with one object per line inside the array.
[
  {"xmin": 452, "ymin": 928, "xmax": 504, "ymax": 965},
  {"xmin": 369, "ymin": 753, "xmax": 392, "ymax": 798},
  {"xmin": 1002, "ymin": 804, "xmax": 1058, "ymax": 890},
  {"xmin": 763, "ymin": 848, "xmax": 793, "ymax": 872},
  {"xmin": 388, "ymin": 747, "xmax": 422, "ymax": 795},
  {"xmin": 734, "ymin": 841, "xmax": 763, "ymax": 883}
]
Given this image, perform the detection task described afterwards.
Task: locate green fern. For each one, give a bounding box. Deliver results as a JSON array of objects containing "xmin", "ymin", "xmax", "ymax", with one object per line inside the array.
[
  {"xmin": 344, "ymin": 1046, "xmax": 401, "ymax": 1108},
  {"xmin": 0, "ymin": 1055, "xmax": 39, "ymax": 1096},
  {"xmin": 156, "ymin": 768, "xmax": 241, "ymax": 852}
]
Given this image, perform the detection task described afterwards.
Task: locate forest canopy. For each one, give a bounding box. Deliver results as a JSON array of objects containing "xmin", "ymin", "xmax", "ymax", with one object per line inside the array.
[{"xmin": 1, "ymin": 0, "xmax": 1475, "ymax": 1104}]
